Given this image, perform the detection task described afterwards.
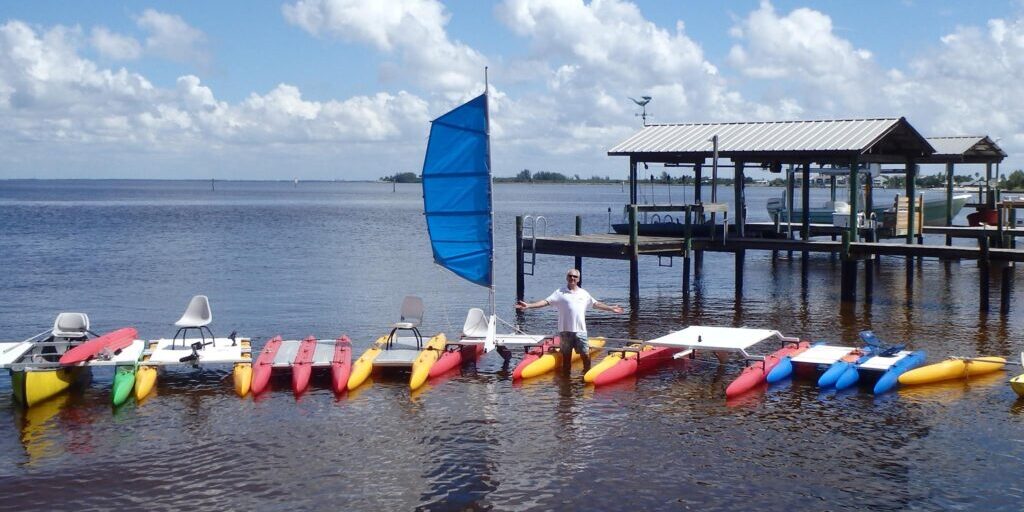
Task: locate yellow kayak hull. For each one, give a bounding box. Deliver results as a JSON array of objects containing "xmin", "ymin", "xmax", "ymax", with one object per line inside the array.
[
  {"xmin": 11, "ymin": 367, "xmax": 84, "ymax": 407},
  {"xmin": 134, "ymin": 365, "xmax": 158, "ymax": 401},
  {"xmin": 347, "ymin": 335, "xmax": 387, "ymax": 390},
  {"xmin": 898, "ymin": 357, "xmax": 1006, "ymax": 386},
  {"xmin": 233, "ymin": 363, "xmax": 252, "ymax": 397},
  {"xmin": 583, "ymin": 342, "xmax": 644, "ymax": 383},
  {"xmin": 410, "ymin": 333, "xmax": 447, "ymax": 391},
  {"xmin": 521, "ymin": 337, "xmax": 605, "ymax": 379},
  {"xmin": 1012, "ymin": 374, "xmax": 1024, "ymax": 398}
]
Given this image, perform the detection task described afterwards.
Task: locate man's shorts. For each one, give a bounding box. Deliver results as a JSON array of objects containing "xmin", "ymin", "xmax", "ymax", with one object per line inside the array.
[{"xmin": 559, "ymin": 331, "xmax": 589, "ymax": 355}]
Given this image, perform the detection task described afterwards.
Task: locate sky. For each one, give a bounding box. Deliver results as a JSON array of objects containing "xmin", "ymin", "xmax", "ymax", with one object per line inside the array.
[{"xmin": 1, "ymin": 0, "xmax": 1023, "ymax": 180}]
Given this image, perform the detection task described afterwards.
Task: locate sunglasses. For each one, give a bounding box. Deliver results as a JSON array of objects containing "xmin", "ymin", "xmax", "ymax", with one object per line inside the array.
[{"xmin": 566, "ymin": 274, "xmax": 580, "ymax": 279}]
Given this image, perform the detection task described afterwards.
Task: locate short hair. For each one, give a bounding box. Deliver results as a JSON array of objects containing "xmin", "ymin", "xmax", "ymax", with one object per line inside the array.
[{"xmin": 566, "ymin": 268, "xmax": 580, "ymax": 277}]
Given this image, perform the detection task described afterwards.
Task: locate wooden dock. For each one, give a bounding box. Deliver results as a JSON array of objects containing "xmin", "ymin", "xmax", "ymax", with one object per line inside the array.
[{"xmin": 516, "ymin": 213, "xmax": 1022, "ymax": 314}]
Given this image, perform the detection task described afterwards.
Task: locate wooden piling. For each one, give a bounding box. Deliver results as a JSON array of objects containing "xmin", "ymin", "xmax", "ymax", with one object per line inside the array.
[
  {"xmin": 945, "ymin": 162, "xmax": 954, "ymax": 246},
  {"xmin": 574, "ymin": 215, "xmax": 583, "ymax": 283},
  {"xmin": 980, "ymin": 236, "xmax": 990, "ymax": 312},
  {"xmin": 516, "ymin": 215, "xmax": 524, "ymax": 301},
  {"xmin": 629, "ymin": 204, "xmax": 639, "ymax": 308},
  {"xmin": 735, "ymin": 249, "xmax": 745, "ymax": 300},
  {"xmin": 1001, "ymin": 263, "xmax": 1012, "ymax": 315},
  {"xmin": 683, "ymin": 206, "xmax": 692, "ymax": 297},
  {"xmin": 840, "ymin": 232, "xmax": 857, "ymax": 302}
]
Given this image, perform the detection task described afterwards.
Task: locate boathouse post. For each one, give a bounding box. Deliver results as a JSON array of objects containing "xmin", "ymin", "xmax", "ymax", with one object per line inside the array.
[
  {"xmin": 516, "ymin": 216, "xmax": 525, "ymax": 301},
  {"xmin": 848, "ymin": 157, "xmax": 860, "ymax": 242},
  {"xmin": 945, "ymin": 162, "xmax": 955, "ymax": 246},
  {"xmin": 683, "ymin": 205, "xmax": 692, "ymax": 297},
  {"xmin": 629, "ymin": 158, "xmax": 638, "ymax": 205},
  {"xmin": 629, "ymin": 204, "xmax": 639, "ymax": 308},
  {"xmin": 694, "ymin": 162, "xmax": 703, "ymax": 204},
  {"xmin": 980, "ymin": 236, "xmax": 991, "ymax": 312},
  {"xmin": 906, "ymin": 159, "xmax": 917, "ymax": 246},
  {"xmin": 801, "ymin": 162, "xmax": 811, "ymax": 259},
  {"xmin": 574, "ymin": 215, "xmax": 583, "ymax": 283},
  {"xmin": 693, "ymin": 162, "xmax": 705, "ymax": 268},
  {"xmin": 734, "ymin": 161, "xmax": 746, "ymax": 237}
]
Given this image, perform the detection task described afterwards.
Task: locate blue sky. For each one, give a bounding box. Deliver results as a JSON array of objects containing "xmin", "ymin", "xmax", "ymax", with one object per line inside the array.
[{"xmin": 1, "ymin": 0, "xmax": 1022, "ymax": 179}]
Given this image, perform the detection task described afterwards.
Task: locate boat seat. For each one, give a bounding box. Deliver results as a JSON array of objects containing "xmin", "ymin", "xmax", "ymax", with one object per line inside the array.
[
  {"xmin": 388, "ymin": 296, "xmax": 424, "ymax": 349},
  {"xmin": 172, "ymin": 295, "xmax": 216, "ymax": 348},
  {"xmin": 462, "ymin": 308, "xmax": 488, "ymax": 339},
  {"xmin": 52, "ymin": 312, "xmax": 90, "ymax": 339}
]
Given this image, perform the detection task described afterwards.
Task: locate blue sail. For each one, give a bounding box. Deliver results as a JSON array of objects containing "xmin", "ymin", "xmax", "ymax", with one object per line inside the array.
[{"xmin": 421, "ymin": 93, "xmax": 492, "ymax": 287}]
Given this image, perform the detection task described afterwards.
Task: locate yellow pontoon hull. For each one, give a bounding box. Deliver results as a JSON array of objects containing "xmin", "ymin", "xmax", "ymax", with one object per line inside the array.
[
  {"xmin": 11, "ymin": 367, "xmax": 84, "ymax": 408},
  {"xmin": 898, "ymin": 357, "xmax": 1006, "ymax": 386},
  {"xmin": 410, "ymin": 334, "xmax": 447, "ymax": 391},
  {"xmin": 521, "ymin": 337, "xmax": 605, "ymax": 379},
  {"xmin": 348, "ymin": 336, "xmax": 387, "ymax": 390}
]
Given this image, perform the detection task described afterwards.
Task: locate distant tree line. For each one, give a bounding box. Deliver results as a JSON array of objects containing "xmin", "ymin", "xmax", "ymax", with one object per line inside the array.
[{"xmin": 380, "ymin": 172, "xmax": 421, "ymax": 183}]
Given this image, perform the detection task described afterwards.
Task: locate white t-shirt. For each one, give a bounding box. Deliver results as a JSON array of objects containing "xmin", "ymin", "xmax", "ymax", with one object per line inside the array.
[{"xmin": 545, "ymin": 287, "xmax": 596, "ymax": 333}]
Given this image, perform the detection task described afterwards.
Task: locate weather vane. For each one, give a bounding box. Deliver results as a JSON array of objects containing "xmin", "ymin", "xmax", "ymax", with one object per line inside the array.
[{"xmin": 629, "ymin": 96, "xmax": 652, "ymax": 125}]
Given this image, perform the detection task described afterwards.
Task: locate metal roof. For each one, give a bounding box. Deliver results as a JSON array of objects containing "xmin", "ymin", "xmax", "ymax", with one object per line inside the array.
[
  {"xmin": 607, "ymin": 117, "xmax": 934, "ymax": 164},
  {"xmin": 922, "ymin": 136, "xmax": 1006, "ymax": 163}
]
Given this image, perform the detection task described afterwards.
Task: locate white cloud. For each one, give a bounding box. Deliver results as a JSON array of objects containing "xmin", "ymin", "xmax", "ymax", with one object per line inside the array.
[
  {"xmin": 135, "ymin": 9, "xmax": 209, "ymax": 66},
  {"xmin": 0, "ymin": 20, "xmax": 432, "ymax": 178},
  {"xmin": 282, "ymin": 0, "xmax": 486, "ymax": 95},
  {"xmin": 491, "ymin": 0, "xmax": 753, "ymax": 166},
  {"xmin": 727, "ymin": 1, "xmax": 878, "ymax": 113},
  {"xmin": 90, "ymin": 26, "xmax": 141, "ymax": 60},
  {"xmin": 724, "ymin": 1, "xmax": 1024, "ymax": 167}
]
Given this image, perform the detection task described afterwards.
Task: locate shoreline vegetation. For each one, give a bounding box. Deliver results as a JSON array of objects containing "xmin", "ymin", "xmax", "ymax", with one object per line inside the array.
[{"xmin": 380, "ymin": 168, "xmax": 1024, "ymax": 189}]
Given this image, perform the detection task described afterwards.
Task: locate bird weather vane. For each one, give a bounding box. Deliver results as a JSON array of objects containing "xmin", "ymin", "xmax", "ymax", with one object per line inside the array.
[{"xmin": 629, "ymin": 96, "xmax": 652, "ymax": 125}]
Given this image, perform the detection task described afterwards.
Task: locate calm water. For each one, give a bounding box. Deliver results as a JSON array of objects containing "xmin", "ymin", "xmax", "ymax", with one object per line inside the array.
[{"xmin": 0, "ymin": 180, "xmax": 1021, "ymax": 511}]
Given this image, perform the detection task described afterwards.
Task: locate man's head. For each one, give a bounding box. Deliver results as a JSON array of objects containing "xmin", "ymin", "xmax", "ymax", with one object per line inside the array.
[{"xmin": 566, "ymin": 268, "xmax": 581, "ymax": 289}]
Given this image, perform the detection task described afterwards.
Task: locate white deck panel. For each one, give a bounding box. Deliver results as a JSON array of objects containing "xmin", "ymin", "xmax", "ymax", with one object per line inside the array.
[
  {"xmin": 647, "ymin": 326, "xmax": 782, "ymax": 351},
  {"xmin": 791, "ymin": 345, "xmax": 856, "ymax": 365},
  {"xmin": 273, "ymin": 340, "xmax": 301, "ymax": 366},
  {"xmin": 0, "ymin": 342, "xmax": 32, "ymax": 367},
  {"xmin": 311, "ymin": 341, "xmax": 335, "ymax": 367},
  {"xmin": 83, "ymin": 340, "xmax": 145, "ymax": 366},
  {"xmin": 858, "ymin": 351, "xmax": 911, "ymax": 371},
  {"xmin": 145, "ymin": 337, "xmax": 250, "ymax": 365},
  {"xmin": 373, "ymin": 348, "xmax": 420, "ymax": 367}
]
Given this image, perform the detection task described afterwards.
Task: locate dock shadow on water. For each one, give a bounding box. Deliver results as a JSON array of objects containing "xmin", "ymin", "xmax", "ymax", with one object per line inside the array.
[{"xmin": 0, "ymin": 180, "xmax": 1022, "ymax": 510}]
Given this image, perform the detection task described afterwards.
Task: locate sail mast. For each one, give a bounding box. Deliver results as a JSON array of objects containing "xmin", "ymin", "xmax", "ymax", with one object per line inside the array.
[{"xmin": 484, "ymin": 67, "xmax": 495, "ymax": 318}]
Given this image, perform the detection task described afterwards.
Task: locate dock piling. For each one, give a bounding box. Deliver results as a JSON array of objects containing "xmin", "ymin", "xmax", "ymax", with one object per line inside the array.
[
  {"xmin": 980, "ymin": 236, "xmax": 991, "ymax": 312},
  {"xmin": 574, "ymin": 215, "xmax": 583, "ymax": 284},
  {"xmin": 629, "ymin": 205, "xmax": 639, "ymax": 308},
  {"xmin": 516, "ymin": 216, "xmax": 524, "ymax": 301}
]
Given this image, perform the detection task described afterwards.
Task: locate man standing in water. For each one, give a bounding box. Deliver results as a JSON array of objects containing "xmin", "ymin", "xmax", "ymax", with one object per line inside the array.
[{"xmin": 515, "ymin": 268, "xmax": 624, "ymax": 376}]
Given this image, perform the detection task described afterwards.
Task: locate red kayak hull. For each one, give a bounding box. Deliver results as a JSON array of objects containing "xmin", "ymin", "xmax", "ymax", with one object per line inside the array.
[
  {"xmin": 330, "ymin": 335, "xmax": 352, "ymax": 394},
  {"xmin": 725, "ymin": 340, "xmax": 810, "ymax": 398},
  {"xmin": 512, "ymin": 336, "xmax": 558, "ymax": 380},
  {"xmin": 59, "ymin": 327, "xmax": 138, "ymax": 365},
  {"xmin": 593, "ymin": 346, "xmax": 683, "ymax": 387},
  {"xmin": 291, "ymin": 336, "xmax": 317, "ymax": 396},
  {"xmin": 251, "ymin": 336, "xmax": 282, "ymax": 395},
  {"xmin": 429, "ymin": 344, "xmax": 483, "ymax": 378}
]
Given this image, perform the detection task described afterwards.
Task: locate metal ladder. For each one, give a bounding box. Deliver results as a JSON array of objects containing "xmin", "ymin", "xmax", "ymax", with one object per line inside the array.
[{"xmin": 522, "ymin": 215, "xmax": 547, "ymax": 276}]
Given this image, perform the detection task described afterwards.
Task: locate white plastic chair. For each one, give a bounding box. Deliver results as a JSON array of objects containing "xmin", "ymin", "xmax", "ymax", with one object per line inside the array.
[
  {"xmin": 52, "ymin": 312, "xmax": 90, "ymax": 339},
  {"xmin": 388, "ymin": 296, "xmax": 424, "ymax": 349},
  {"xmin": 173, "ymin": 295, "xmax": 214, "ymax": 347},
  {"xmin": 462, "ymin": 308, "xmax": 488, "ymax": 339}
]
